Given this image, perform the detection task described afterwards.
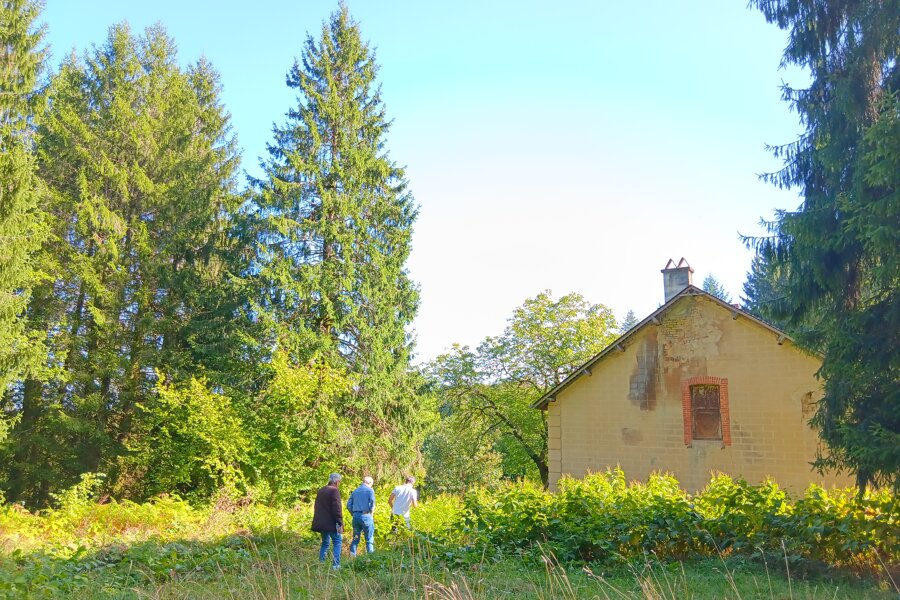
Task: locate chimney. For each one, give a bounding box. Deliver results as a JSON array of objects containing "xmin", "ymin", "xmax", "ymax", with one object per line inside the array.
[{"xmin": 661, "ymin": 258, "xmax": 693, "ymax": 302}]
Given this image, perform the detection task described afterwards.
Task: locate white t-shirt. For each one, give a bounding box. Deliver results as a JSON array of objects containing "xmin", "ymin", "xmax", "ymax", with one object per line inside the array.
[{"xmin": 390, "ymin": 484, "xmax": 418, "ymax": 516}]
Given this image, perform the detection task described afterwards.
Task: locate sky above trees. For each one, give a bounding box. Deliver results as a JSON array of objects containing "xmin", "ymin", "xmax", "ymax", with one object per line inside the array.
[{"xmin": 42, "ymin": 0, "xmax": 808, "ymax": 362}]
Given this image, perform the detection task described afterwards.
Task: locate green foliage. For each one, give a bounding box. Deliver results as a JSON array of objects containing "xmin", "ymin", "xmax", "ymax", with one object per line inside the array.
[
  {"xmin": 48, "ymin": 472, "xmax": 106, "ymax": 511},
  {"xmin": 554, "ymin": 471, "xmax": 700, "ymax": 562},
  {"xmin": 421, "ymin": 410, "xmax": 503, "ymax": 495},
  {"xmin": 701, "ymin": 274, "xmax": 732, "ymax": 303},
  {"xmin": 741, "ymin": 254, "xmax": 793, "ymax": 331},
  {"xmin": 116, "ymin": 354, "xmax": 355, "ymax": 505},
  {"xmin": 463, "ymin": 479, "xmax": 553, "ymax": 551},
  {"xmin": 457, "ymin": 470, "xmax": 897, "ymax": 572},
  {"xmin": 1, "ymin": 8, "xmax": 426, "ymax": 508},
  {"xmin": 1, "ymin": 21, "xmax": 253, "ymax": 507},
  {"xmin": 426, "ymin": 291, "xmax": 617, "ymax": 487},
  {"xmin": 123, "ymin": 378, "xmax": 249, "ymax": 501},
  {"xmin": 242, "ymin": 351, "xmax": 351, "ymax": 504},
  {"xmin": 619, "ymin": 309, "xmax": 638, "ymax": 333},
  {"xmin": 0, "ymin": 414, "xmax": 15, "ymax": 446},
  {"xmin": 749, "ymin": 0, "xmax": 900, "ymax": 489},
  {"xmin": 253, "ymin": 5, "xmax": 426, "ymax": 482},
  {"xmin": 0, "ymin": 473, "xmax": 896, "ymax": 598},
  {"xmin": 480, "ymin": 291, "xmax": 618, "ymax": 391},
  {"xmin": 693, "ymin": 474, "xmax": 790, "ymax": 554},
  {"xmin": 0, "ymin": 0, "xmax": 47, "ymax": 393}
]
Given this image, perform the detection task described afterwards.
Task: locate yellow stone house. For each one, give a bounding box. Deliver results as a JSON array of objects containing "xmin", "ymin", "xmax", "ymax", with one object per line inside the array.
[{"xmin": 533, "ymin": 259, "xmax": 852, "ymax": 493}]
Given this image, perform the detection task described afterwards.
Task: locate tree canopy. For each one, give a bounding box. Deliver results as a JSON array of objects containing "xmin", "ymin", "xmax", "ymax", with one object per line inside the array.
[
  {"xmin": 749, "ymin": 0, "xmax": 899, "ymax": 489},
  {"xmin": 254, "ymin": 5, "xmax": 426, "ymax": 482},
  {"xmin": 426, "ymin": 291, "xmax": 617, "ymax": 487},
  {"xmin": 701, "ymin": 275, "xmax": 732, "ymax": 303},
  {"xmin": 619, "ymin": 310, "xmax": 639, "ymax": 334},
  {"xmin": 1, "ymin": 22, "xmax": 252, "ymax": 505},
  {"xmin": 0, "ymin": 0, "xmax": 46, "ymax": 394}
]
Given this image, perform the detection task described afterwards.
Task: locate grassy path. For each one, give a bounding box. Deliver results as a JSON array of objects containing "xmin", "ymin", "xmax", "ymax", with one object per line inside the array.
[
  {"xmin": 2, "ymin": 531, "xmax": 896, "ymax": 599},
  {"xmin": 1, "ymin": 494, "xmax": 896, "ymax": 599}
]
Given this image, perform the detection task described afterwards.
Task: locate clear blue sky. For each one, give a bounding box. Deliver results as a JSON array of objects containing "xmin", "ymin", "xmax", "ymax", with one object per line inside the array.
[{"xmin": 42, "ymin": 1, "xmax": 806, "ymax": 362}]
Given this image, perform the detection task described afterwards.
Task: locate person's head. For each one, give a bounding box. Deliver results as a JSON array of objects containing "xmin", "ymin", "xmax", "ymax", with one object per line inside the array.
[
  {"xmin": 363, "ymin": 476, "xmax": 373, "ymax": 487},
  {"xmin": 404, "ymin": 475, "xmax": 415, "ymax": 485},
  {"xmin": 328, "ymin": 473, "xmax": 342, "ymax": 486}
]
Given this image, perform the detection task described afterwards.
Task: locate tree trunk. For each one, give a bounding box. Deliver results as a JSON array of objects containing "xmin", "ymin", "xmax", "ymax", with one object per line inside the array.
[{"xmin": 7, "ymin": 377, "xmax": 43, "ymax": 504}]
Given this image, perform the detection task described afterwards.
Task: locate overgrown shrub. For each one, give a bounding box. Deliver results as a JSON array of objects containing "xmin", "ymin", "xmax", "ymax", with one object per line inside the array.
[
  {"xmin": 1, "ymin": 470, "xmax": 895, "ymax": 580},
  {"xmin": 462, "ymin": 479, "xmax": 553, "ymax": 551},
  {"xmin": 123, "ymin": 377, "xmax": 250, "ymax": 501},
  {"xmin": 454, "ymin": 469, "xmax": 897, "ymax": 573},
  {"xmin": 693, "ymin": 474, "xmax": 791, "ymax": 554},
  {"xmin": 776, "ymin": 485, "xmax": 898, "ymax": 570},
  {"xmin": 554, "ymin": 470, "xmax": 703, "ymax": 561}
]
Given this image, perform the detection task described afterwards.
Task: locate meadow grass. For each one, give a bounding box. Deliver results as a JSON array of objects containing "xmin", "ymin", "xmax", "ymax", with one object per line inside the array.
[
  {"xmin": 1, "ymin": 480, "xmax": 896, "ymax": 599},
  {"xmin": 2, "ymin": 523, "xmax": 896, "ymax": 599}
]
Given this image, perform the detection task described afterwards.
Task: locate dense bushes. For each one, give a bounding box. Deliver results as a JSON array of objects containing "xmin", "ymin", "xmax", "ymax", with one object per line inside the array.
[
  {"xmin": 1, "ymin": 470, "xmax": 895, "ymax": 578},
  {"xmin": 459, "ymin": 470, "xmax": 898, "ymax": 571}
]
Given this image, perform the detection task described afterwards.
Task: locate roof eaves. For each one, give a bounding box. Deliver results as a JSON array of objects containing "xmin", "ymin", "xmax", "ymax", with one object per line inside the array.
[{"xmin": 532, "ymin": 285, "xmax": 795, "ymax": 409}]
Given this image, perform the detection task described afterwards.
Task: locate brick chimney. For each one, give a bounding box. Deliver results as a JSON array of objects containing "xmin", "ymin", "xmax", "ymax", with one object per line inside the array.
[{"xmin": 661, "ymin": 258, "xmax": 693, "ymax": 302}]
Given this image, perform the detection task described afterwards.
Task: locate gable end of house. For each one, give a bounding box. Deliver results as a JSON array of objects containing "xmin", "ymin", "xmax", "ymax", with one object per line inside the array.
[{"xmin": 533, "ymin": 285, "xmax": 804, "ymax": 410}]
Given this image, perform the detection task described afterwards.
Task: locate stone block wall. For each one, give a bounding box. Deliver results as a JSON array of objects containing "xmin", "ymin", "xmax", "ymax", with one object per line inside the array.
[{"xmin": 548, "ymin": 295, "xmax": 852, "ymax": 493}]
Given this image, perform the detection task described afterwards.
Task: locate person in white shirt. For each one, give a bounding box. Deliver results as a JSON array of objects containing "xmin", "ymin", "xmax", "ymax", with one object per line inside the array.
[{"xmin": 388, "ymin": 475, "xmax": 418, "ymax": 529}]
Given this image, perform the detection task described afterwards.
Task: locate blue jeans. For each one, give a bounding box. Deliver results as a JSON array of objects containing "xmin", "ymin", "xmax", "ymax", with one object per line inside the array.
[
  {"xmin": 319, "ymin": 530, "xmax": 342, "ymax": 567},
  {"xmin": 350, "ymin": 513, "xmax": 375, "ymax": 555}
]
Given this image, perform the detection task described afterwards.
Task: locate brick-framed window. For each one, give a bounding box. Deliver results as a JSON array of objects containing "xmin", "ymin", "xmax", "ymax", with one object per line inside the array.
[{"xmin": 681, "ymin": 376, "xmax": 731, "ymax": 446}]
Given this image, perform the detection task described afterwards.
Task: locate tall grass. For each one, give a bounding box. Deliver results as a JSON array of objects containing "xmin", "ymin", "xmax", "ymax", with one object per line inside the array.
[{"xmin": 1, "ymin": 471, "xmax": 897, "ymax": 598}]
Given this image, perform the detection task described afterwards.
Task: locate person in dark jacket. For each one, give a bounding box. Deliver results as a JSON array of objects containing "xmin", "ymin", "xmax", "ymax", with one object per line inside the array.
[{"xmin": 311, "ymin": 473, "xmax": 344, "ymax": 568}]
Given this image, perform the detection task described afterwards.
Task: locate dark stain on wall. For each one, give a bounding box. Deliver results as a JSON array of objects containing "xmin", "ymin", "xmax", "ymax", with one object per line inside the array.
[
  {"xmin": 629, "ymin": 329, "xmax": 658, "ymax": 410},
  {"xmin": 801, "ymin": 391, "xmax": 816, "ymax": 419},
  {"xmin": 621, "ymin": 427, "xmax": 643, "ymax": 445}
]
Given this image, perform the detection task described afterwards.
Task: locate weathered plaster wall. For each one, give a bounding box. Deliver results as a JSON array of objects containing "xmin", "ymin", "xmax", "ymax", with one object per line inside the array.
[{"xmin": 549, "ymin": 295, "xmax": 852, "ymax": 493}]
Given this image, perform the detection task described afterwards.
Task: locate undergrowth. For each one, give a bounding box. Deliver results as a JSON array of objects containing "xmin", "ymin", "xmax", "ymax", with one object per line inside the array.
[{"xmin": 0, "ymin": 470, "xmax": 897, "ymax": 598}]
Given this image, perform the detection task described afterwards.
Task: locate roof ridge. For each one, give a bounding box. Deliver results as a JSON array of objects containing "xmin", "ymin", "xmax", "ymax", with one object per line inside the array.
[{"xmin": 532, "ymin": 285, "xmax": 797, "ymax": 410}]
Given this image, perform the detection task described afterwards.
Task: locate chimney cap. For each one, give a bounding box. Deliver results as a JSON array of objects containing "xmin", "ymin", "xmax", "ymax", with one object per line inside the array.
[
  {"xmin": 661, "ymin": 258, "xmax": 694, "ymax": 302},
  {"xmin": 662, "ymin": 257, "xmax": 693, "ymax": 272}
]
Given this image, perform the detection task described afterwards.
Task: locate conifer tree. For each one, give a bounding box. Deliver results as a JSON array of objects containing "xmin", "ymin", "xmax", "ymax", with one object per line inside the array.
[
  {"xmin": 0, "ymin": 0, "xmax": 46, "ymax": 393},
  {"xmin": 619, "ymin": 310, "xmax": 638, "ymax": 333},
  {"xmin": 741, "ymin": 255, "xmax": 791, "ymax": 330},
  {"xmin": 256, "ymin": 6, "xmax": 423, "ymax": 476},
  {"xmin": 3, "ymin": 23, "xmax": 248, "ymax": 504},
  {"xmin": 701, "ymin": 274, "xmax": 732, "ymax": 303},
  {"xmin": 750, "ymin": 0, "xmax": 899, "ymax": 489}
]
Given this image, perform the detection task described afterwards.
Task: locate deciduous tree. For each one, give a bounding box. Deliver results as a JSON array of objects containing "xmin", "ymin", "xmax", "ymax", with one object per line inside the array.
[{"xmin": 427, "ymin": 292, "xmax": 617, "ymax": 486}]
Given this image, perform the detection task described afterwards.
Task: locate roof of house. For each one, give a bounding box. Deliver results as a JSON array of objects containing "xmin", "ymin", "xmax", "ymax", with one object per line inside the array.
[{"xmin": 532, "ymin": 284, "xmax": 797, "ymax": 410}]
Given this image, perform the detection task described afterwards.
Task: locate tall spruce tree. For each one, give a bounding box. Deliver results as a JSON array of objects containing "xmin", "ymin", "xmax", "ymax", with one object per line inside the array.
[
  {"xmin": 0, "ymin": 0, "xmax": 46, "ymax": 394},
  {"xmin": 701, "ymin": 274, "xmax": 732, "ymax": 303},
  {"xmin": 256, "ymin": 6, "xmax": 423, "ymax": 477},
  {"xmin": 750, "ymin": 0, "xmax": 899, "ymax": 489},
  {"xmin": 741, "ymin": 254, "xmax": 791, "ymax": 331},
  {"xmin": 2, "ymin": 23, "xmax": 248, "ymax": 505},
  {"xmin": 619, "ymin": 310, "xmax": 638, "ymax": 334}
]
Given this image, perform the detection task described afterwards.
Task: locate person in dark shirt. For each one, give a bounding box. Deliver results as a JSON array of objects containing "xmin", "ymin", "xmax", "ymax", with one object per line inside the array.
[
  {"xmin": 346, "ymin": 476, "xmax": 376, "ymax": 556},
  {"xmin": 311, "ymin": 473, "xmax": 343, "ymax": 568}
]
